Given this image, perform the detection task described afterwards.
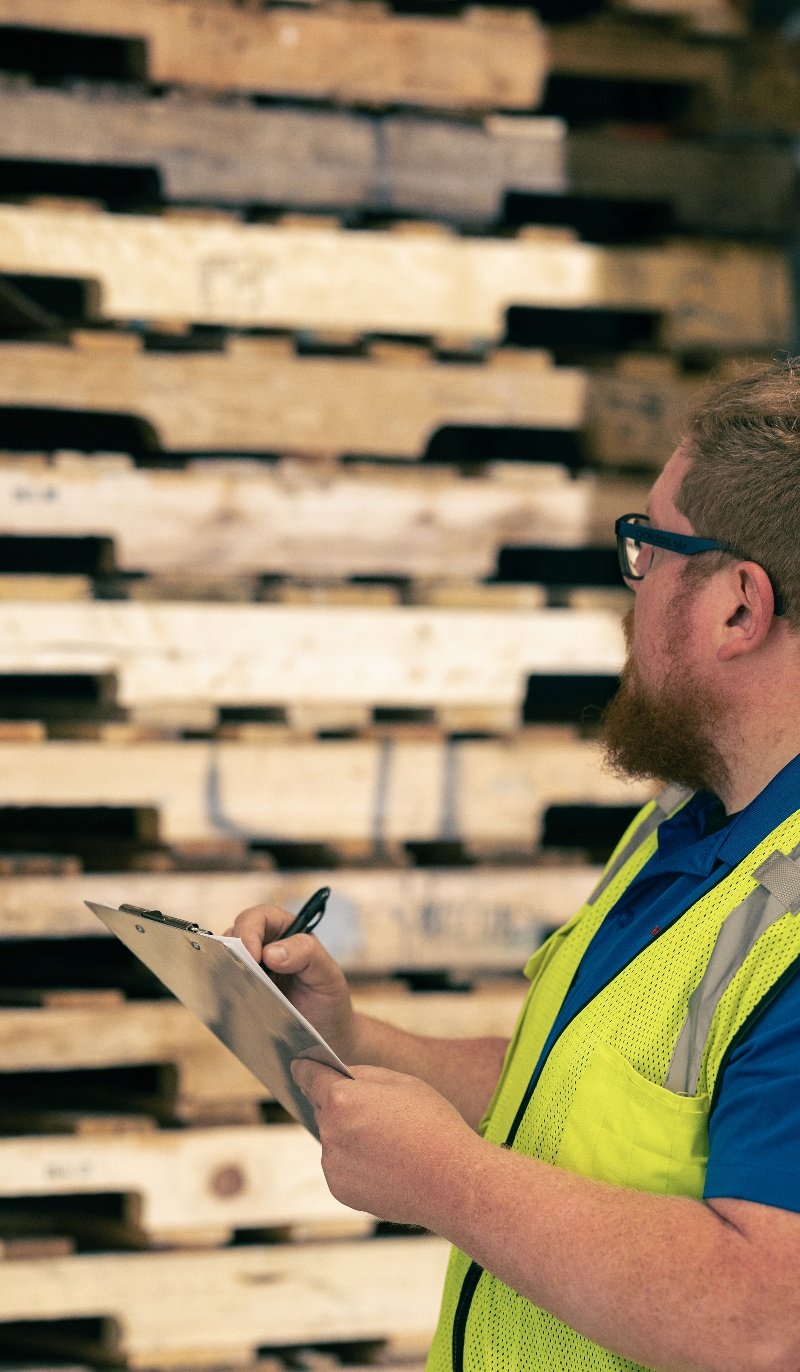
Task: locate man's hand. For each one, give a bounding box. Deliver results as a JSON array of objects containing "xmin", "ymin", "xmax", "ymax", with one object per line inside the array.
[
  {"xmin": 291, "ymin": 1058, "xmax": 481, "ymax": 1228},
  {"xmin": 228, "ymin": 903, "xmax": 355, "ymax": 1059}
]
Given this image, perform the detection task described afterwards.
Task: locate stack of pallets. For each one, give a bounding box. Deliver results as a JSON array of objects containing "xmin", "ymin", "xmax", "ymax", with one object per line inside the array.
[{"xmin": 0, "ymin": 0, "xmax": 796, "ymax": 1364}]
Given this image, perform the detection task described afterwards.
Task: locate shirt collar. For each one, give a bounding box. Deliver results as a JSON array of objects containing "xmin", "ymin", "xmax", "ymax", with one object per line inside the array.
[{"xmin": 654, "ymin": 750, "xmax": 800, "ymax": 879}]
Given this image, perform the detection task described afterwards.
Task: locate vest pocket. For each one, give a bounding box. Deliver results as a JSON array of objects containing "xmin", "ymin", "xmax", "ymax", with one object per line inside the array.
[{"xmin": 553, "ymin": 1040, "xmax": 709, "ymax": 1199}]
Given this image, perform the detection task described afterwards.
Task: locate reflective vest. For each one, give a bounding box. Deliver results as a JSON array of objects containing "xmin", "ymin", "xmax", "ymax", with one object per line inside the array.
[{"xmin": 426, "ymin": 785, "xmax": 800, "ymax": 1372}]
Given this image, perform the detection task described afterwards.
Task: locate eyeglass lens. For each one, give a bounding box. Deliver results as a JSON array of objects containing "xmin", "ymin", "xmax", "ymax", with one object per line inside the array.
[{"xmin": 622, "ymin": 517, "xmax": 652, "ymax": 579}]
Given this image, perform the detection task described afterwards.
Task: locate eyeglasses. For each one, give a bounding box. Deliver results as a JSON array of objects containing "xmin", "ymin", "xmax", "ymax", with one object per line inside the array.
[{"xmin": 614, "ymin": 513, "xmax": 785, "ymax": 615}]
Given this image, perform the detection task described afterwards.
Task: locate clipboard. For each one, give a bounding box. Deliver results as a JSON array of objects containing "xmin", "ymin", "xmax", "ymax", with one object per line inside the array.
[{"xmin": 86, "ymin": 900, "xmax": 353, "ymax": 1137}]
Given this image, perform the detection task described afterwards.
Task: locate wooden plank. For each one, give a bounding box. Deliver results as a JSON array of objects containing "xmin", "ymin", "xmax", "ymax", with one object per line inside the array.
[
  {"xmin": 0, "ymin": 337, "xmax": 589, "ymax": 457},
  {"xmin": 0, "ymin": 985, "xmax": 525, "ymax": 1101},
  {"xmin": 0, "ymin": 733, "xmax": 649, "ymax": 849},
  {"xmin": 0, "ymin": 84, "xmax": 789, "ymax": 235},
  {"xmin": 0, "ymin": 601, "xmax": 625, "ymax": 713},
  {"xmin": 613, "ymin": 0, "xmax": 746, "ymax": 36},
  {"xmin": 0, "ymin": 0, "xmax": 546, "ymax": 108},
  {"xmin": 0, "ymin": 1238, "xmax": 448, "ymax": 1363},
  {"xmin": 0, "ymin": 865, "xmax": 602, "ymax": 971},
  {"xmin": 548, "ymin": 15, "xmax": 731, "ymax": 88},
  {"xmin": 0, "ymin": 1124, "xmax": 356, "ymax": 1240},
  {"xmin": 0, "ymin": 455, "xmax": 649, "ymax": 578},
  {"xmin": 0, "ymin": 206, "xmax": 789, "ymax": 349}
]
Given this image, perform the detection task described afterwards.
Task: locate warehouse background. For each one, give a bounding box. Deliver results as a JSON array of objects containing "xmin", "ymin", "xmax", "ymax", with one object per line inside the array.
[{"xmin": 0, "ymin": 0, "xmax": 798, "ymax": 1362}]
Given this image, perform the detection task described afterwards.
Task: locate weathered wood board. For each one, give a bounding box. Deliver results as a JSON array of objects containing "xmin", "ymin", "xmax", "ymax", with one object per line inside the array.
[
  {"xmin": 612, "ymin": 0, "xmax": 745, "ymax": 34},
  {"xmin": 0, "ymin": 1123, "xmax": 356, "ymax": 1241},
  {"xmin": 0, "ymin": 734, "xmax": 649, "ymax": 848},
  {"xmin": 0, "ymin": 336, "xmax": 702, "ymax": 464},
  {"xmin": 0, "ymin": 455, "xmax": 650, "ymax": 578},
  {"xmin": 0, "ymin": 1237, "xmax": 449, "ymax": 1361},
  {"xmin": 0, "ymin": 0, "xmax": 547, "ymax": 108},
  {"xmin": 0, "ymin": 85, "xmax": 788, "ymax": 233},
  {"xmin": 0, "ymin": 865, "xmax": 601, "ymax": 969},
  {"xmin": 0, "ymin": 206, "xmax": 789, "ymax": 349},
  {"xmin": 0, "ymin": 600, "xmax": 625, "ymax": 715},
  {"xmin": 0, "ymin": 984, "xmax": 525, "ymax": 1102},
  {"xmin": 0, "ymin": 337, "xmax": 589, "ymax": 457}
]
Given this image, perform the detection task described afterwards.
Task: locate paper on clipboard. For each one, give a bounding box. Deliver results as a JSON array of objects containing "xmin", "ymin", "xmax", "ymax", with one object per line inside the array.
[{"xmin": 86, "ymin": 901, "xmax": 353, "ymax": 1137}]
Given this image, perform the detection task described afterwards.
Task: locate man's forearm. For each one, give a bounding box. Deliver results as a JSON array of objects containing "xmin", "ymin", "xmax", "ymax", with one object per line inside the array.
[
  {"xmin": 431, "ymin": 1135, "xmax": 800, "ymax": 1372},
  {"xmin": 349, "ymin": 1012, "xmax": 508, "ymax": 1131}
]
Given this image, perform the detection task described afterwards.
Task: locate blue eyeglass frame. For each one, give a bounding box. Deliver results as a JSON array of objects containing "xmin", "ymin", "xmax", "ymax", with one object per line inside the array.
[{"xmin": 614, "ymin": 513, "xmax": 785, "ymax": 616}]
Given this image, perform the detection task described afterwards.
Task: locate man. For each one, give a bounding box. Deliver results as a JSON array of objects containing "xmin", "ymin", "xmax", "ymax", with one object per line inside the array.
[{"xmin": 232, "ymin": 362, "xmax": 800, "ymax": 1372}]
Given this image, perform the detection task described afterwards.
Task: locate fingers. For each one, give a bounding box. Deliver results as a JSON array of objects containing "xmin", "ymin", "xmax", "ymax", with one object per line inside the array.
[
  {"xmin": 229, "ymin": 902, "xmax": 301, "ymax": 965},
  {"xmin": 291, "ymin": 1057, "xmax": 343, "ymax": 1106}
]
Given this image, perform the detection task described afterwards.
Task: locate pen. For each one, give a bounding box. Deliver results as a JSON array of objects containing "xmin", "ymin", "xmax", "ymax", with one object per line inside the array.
[{"xmin": 279, "ymin": 886, "xmax": 331, "ymax": 940}]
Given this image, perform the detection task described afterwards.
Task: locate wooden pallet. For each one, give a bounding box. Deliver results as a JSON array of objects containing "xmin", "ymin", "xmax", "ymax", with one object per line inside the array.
[
  {"xmin": 0, "ymin": 865, "xmax": 601, "ymax": 971},
  {"xmin": 0, "ymin": 0, "xmax": 546, "ymax": 109},
  {"xmin": 0, "ymin": 454, "xmax": 650, "ymax": 578},
  {"xmin": 0, "ymin": 732, "xmax": 649, "ymax": 850},
  {"xmin": 0, "ymin": 1237, "xmax": 448, "ymax": 1364},
  {"xmin": 0, "ymin": 983, "xmax": 525, "ymax": 1113},
  {"xmin": 0, "ymin": 336, "xmax": 589, "ymax": 458},
  {"xmin": 0, "ymin": 599, "xmax": 624, "ymax": 718},
  {"xmin": 0, "ymin": 205, "xmax": 789, "ymax": 349},
  {"xmin": 0, "ymin": 1123, "xmax": 359, "ymax": 1245},
  {"xmin": 0, "ymin": 336, "xmax": 704, "ymax": 465},
  {"xmin": 0, "ymin": 84, "xmax": 789, "ymax": 233}
]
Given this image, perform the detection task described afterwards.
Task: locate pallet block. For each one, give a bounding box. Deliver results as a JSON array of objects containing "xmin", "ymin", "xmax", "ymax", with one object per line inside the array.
[
  {"xmin": 0, "ymin": 733, "xmax": 649, "ymax": 848},
  {"xmin": 0, "ymin": 599, "xmax": 625, "ymax": 713},
  {"xmin": 0, "ymin": 455, "xmax": 650, "ymax": 578},
  {"xmin": 0, "ymin": 865, "xmax": 601, "ymax": 971},
  {"xmin": 0, "ymin": 205, "xmax": 789, "ymax": 349},
  {"xmin": 0, "ymin": 0, "xmax": 546, "ymax": 108},
  {"xmin": 0, "ymin": 1237, "xmax": 449, "ymax": 1363}
]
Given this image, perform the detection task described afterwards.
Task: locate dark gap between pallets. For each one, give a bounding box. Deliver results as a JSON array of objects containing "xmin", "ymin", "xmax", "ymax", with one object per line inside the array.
[{"xmin": 0, "ymin": 27, "xmax": 146, "ymax": 81}]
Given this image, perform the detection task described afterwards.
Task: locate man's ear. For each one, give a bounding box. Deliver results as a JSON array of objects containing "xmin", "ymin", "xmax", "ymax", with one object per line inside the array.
[{"xmin": 716, "ymin": 562, "xmax": 777, "ymax": 662}]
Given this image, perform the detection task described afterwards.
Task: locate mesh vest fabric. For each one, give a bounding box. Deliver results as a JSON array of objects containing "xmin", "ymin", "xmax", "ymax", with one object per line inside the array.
[{"xmin": 426, "ymin": 799, "xmax": 800, "ymax": 1372}]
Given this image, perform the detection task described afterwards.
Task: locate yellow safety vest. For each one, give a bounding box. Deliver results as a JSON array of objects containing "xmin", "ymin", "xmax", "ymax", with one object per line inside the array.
[{"xmin": 426, "ymin": 786, "xmax": 800, "ymax": 1372}]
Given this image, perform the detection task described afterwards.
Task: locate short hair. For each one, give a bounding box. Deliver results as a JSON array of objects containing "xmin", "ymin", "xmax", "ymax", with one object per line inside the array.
[{"xmin": 676, "ymin": 358, "xmax": 800, "ymax": 629}]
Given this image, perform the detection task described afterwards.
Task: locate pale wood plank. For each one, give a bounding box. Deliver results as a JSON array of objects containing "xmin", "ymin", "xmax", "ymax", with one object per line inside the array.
[
  {"xmin": 0, "ymin": 1124, "xmax": 356, "ymax": 1238},
  {"xmin": 0, "ymin": 337, "xmax": 589, "ymax": 456},
  {"xmin": 0, "ymin": 1238, "xmax": 448, "ymax": 1360},
  {"xmin": 0, "ymin": 205, "xmax": 788, "ymax": 348},
  {"xmin": 0, "ymin": 733, "xmax": 649, "ymax": 848},
  {"xmin": 0, "ymin": 452, "xmax": 651, "ymax": 581},
  {"xmin": 0, "ymin": 0, "xmax": 546, "ymax": 108},
  {"xmin": 0, "ymin": 865, "xmax": 602, "ymax": 971},
  {"xmin": 0, "ymin": 984, "xmax": 526, "ymax": 1093},
  {"xmin": 0, "ymin": 600, "xmax": 626, "ymax": 712}
]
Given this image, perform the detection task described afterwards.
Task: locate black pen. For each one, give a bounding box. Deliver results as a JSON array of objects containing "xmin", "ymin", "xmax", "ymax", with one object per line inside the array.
[{"xmin": 279, "ymin": 886, "xmax": 331, "ymax": 940}]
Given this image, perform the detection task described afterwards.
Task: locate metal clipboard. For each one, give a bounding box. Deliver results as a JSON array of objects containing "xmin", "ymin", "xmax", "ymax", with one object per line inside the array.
[{"xmin": 86, "ymin": 900, "xmax": 352, "ymax": 1136}]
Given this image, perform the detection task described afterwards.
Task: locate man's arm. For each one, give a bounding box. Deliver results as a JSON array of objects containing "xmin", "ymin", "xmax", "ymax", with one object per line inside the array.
[{"xmin": 292, "ymin": 1060, "xmax": 800, "ymax": 1372}]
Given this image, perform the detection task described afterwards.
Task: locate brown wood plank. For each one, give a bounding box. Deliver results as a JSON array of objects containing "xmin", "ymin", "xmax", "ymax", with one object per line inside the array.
[
  {"xmin": 0, "ymin": 0, "xmax": 546, "ymax": 108},
  {"xmin": 0, "ymin": 337, "xmax": 588, "ymax": 457},
  {"xmin": 0, "ymin": 733, "xmax": 649, "ymax": 849},
  {"xmin": 0, "ymin": 1238, "xmax": 448, "ymax": 1363},
  {"xmin": 0, "ymin": 206, "xmax": 788, "ymax": 348},
  {"xmin": 0, "ymin": 865, "xmax": 603, "ymax": 971},
  {"xmin": 0, "ymin": 600, "xmax": 625, "ymax": 714},
  {"xmin": 0, "ymin": 452, "xmax": 652, "ymax": 580},
  {"xmin": 0, "ymin": 84, "xmax": 790, "ymax": 234}
]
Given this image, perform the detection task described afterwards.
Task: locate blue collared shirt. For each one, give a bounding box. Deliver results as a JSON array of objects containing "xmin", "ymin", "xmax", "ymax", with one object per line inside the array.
[{"xmin": 531, "ymin": 751, "xmax": 800, "ymax": 1213}]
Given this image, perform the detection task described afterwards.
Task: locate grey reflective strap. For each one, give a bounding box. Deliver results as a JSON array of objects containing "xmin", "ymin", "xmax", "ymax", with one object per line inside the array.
[
  {"xmin": 664, "ymin": 845, "xmax": 800, "ymax": 1096},
  {"xmin": 588, "ymin": 783, "xmax": 692, "ymax": 906}
]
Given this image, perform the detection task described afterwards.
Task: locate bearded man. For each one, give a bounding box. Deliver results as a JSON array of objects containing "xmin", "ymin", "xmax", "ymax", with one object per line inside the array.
[{"xmin": 231, "ymin": 361, "xmax": 800, "ymax": 1372}]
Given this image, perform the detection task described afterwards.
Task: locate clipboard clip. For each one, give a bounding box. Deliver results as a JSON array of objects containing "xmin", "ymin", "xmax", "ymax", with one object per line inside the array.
[{"xmin": 119, "ymin": 903, "xmax": 212, "ymax": 936}]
